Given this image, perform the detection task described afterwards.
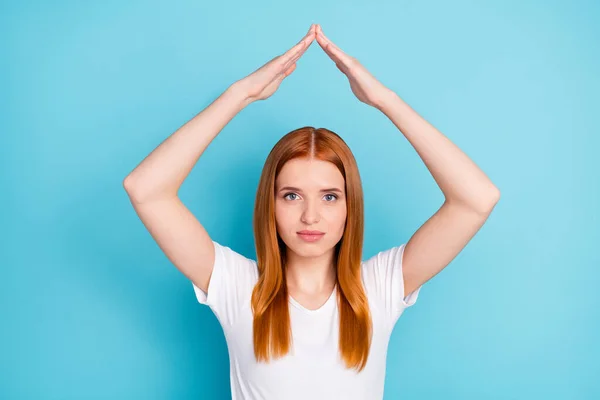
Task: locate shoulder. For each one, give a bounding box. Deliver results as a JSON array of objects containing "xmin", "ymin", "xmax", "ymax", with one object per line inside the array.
[
  {"xmin": 360, "ymin": 244, "xmax": 407, "ymax": 280},
  {"xmin": 215, "ymin": 241, "xmax": 257, "ymax": 266}
]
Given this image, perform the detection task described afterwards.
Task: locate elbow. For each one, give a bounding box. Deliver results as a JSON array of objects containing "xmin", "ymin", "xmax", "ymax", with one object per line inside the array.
[
  {"xmin": 477, "ymin": 186, "xmax": 501, "ymax": 214},
  {"xmin": 488, "ymin": 186, "xmax": 501, "ymax": 204},
  {"xmin": 452, "ymin": 186, "xmax": 500, "ymax": 215},
  {"xmin": 123, "ymin": 175, "xmax": 144, "ymax": 203},
  {"xmin": 122, "ymin": 176, "xmax": 177, "ymax": 204},
  {"xmin": 123, "ymin": 175, "xmax": 135, "ymax": 193}
]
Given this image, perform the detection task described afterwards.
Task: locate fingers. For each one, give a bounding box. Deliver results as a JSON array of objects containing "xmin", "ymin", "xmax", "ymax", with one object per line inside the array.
[
  {"xmin": 315, "ymin": 25, "xmax": 341, "ymax": 60},
  {"xmin": 282, "ymin": 37, "xmax": 313, "ymax": 70},
  {"xmin": 284, "ymin": 63, "xmax": 297, "ymax": 77},
  {"xmin": 281, "ymin": 43, "xmax": 307, "ymax": 70},
  {"xmin": 315, "ymin": 25, "xmax": 353, "ymax": 71},
  {"xmin": 280, "ymin": 24, "xmax": 316, "ymax": 69},
  {"xmin": 272, "ymin": 62, "xmax": 296, "ymax": 90}
]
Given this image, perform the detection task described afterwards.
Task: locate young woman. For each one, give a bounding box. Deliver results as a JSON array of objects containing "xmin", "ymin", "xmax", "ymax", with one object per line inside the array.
[{"xmin": 124, "ymin": 24, "xmax": 500, "ymax": 400}]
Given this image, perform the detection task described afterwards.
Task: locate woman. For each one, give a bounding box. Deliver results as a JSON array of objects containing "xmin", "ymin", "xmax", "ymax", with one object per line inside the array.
[{"xmin": 124, "ymin": 24, "xmax": 500, "ymax": 400}]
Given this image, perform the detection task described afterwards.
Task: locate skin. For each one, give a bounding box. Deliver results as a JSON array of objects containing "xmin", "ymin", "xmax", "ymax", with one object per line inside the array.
[
  {"xmin": 274, "ymin": 158, "xmax": 347, "ymax": 308},
  {"xmin": 252, "ymin": 23, "xmax": 500, "ymax": 306},
  {"xmin": 125, "ymin": 22, "xmax": 500, "ymax": 312},
  {"xmin": 270, "ymin": 24, "xmax": 500, "ymax": 302}
]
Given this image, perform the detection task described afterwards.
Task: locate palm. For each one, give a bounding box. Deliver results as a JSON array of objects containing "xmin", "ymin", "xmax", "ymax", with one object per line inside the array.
[
  {"xmin": 314, "ymin": 25, "xmax": 390, "ymax": 109},
  {"xmin": 238, "ymin": 27, "xmax": 313, "ymax": 103},
  {"xmin": 237, "ymin": 24, "xmax": 389, "ymax": 107}
]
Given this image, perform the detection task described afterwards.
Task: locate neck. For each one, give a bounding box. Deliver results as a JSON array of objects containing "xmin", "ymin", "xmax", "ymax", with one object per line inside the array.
[{"xmin": 285, "ymin": 248, "xmax": 337, "ymax": 293}]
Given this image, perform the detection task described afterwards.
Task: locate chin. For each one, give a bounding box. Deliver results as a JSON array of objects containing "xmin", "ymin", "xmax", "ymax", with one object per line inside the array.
[
  {"xmin": 297, "ymin": 241, "xmax": 335, "ymax": 254},
  {"xmin": 297, "ymin": 248, "xmax": 325, "ymax": 258}
]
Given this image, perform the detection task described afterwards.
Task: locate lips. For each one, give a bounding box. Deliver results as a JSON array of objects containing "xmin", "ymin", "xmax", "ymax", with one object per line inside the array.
[
  {"xmin": 297, "ymin": 231, "xmax": 325, "ymax": 242},
  {"xmin": 297, "ymin": 230, "xmax": 324, "ymax": 235}
]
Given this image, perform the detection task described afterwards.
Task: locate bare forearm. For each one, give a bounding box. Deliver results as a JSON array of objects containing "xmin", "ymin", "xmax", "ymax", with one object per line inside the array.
[
  {"xmin": 378, "ymin": 91, "xmax": 500, "ymax": 212},
  {"xmin": 123, "ymin": 84, "xmax": 250, "ymax": 203}
]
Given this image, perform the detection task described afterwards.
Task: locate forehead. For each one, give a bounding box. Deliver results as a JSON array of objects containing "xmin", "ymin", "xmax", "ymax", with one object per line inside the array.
[{"xmin": 276, "ymin": 158, "xmax": 344, "ymax": 190}]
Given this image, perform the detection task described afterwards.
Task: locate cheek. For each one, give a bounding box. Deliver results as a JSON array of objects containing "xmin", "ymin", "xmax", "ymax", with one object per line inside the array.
[
  {"xmin": 275, "ymin": 203, "xmax": 295, "ymax": 233},
  {"xmin": 335, "ymin": 209, "xmax": 348, "ymax": 230},
  {"xmin": 324, "ymin": 205, "xmax": 347, "ymax": 229}
]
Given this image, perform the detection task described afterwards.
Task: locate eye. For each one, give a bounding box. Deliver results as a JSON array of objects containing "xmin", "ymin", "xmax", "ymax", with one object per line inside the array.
[
  {"xmin": 282, "ymin": 193, "xmax": 338, "ymax": 202},
  {"xmin": 283, "ymin": 192, "xmax": 299, "ymax": 201}
]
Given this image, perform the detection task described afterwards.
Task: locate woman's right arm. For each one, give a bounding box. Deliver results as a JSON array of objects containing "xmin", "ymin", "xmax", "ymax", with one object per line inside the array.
[
  {"xmin": 123, "ymin": 24, "xmax": 317, "ymax": 293},
  {"xmin": 123, "ymin": 85, "xmax": 250, "ymax": 292},
  {"xmin": 123, "ymin": 85, "xmax": 250, "ymax": 204}
]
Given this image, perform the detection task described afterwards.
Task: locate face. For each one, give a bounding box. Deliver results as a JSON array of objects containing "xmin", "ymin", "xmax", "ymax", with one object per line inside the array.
[{"xmin": 275, "ymin": 157, "xmax": 347, "ymax": 258}]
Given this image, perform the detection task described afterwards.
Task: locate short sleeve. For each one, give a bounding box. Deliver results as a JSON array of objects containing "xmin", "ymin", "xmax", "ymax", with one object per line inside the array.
[
  {"xmin": 361, "ymin": 243, "xmax": 423, "ymax": 328},
  {"xmin": 192, "ymin": 241, "xmax": 259, "ymax": 327}
]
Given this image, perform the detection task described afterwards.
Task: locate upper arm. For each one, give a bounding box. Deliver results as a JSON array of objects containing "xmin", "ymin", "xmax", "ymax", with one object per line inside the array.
[
  {"xmin": 125, "ymin": 191, "xmax": 214, "ymax": 293},
  {"xmin": 402, "ymin": 198, "xmax": 499, "ymax": 296}
]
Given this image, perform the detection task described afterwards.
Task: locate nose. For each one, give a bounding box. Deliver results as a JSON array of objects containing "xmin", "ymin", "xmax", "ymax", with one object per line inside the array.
[{"xmin": 301, "ymin": 199, "xmax": 320, "ymax": 224}]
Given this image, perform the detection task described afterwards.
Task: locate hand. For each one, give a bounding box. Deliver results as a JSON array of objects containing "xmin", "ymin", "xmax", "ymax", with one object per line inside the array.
[
  {"xmin": 315, "ymin": 24, "xmax": 393, "ymax": 109},
  {"xmin": 235, "ymin": 24, "xmax": 316, "ymax": 103}
]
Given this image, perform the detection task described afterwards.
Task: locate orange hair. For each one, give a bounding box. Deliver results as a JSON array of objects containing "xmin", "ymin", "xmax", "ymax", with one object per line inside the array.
[{"xmin": 251, "ymin": 126, "xmax": 372, "ymax": 372}]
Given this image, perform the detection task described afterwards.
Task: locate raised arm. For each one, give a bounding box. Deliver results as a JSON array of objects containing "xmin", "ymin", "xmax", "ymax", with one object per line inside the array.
[
  {"xmin": 314, "ymin": 24, "xmax": 500, "ymax": 298},
  {"xmin": 123, "ymin": 85, "xmax": 249, "ymax": 292},
  {"xmin": 123, "ymin": 25, "xmax": 316, "ymax": 292}
]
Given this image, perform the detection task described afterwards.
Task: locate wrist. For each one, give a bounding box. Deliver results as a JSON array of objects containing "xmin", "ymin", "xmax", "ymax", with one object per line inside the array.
[
  {"xmin": 375, "ymin": 88, "xmax": 399, "ymax": 113},
  {"xmin": 227, "ymin": 81, "xmax": 254, "ymax": 108}
]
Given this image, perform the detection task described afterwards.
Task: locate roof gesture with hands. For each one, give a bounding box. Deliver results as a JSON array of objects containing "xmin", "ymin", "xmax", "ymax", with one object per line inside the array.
[{"xmin": 235, "ymin": 23, "xmax": 392, "ymax": 109}]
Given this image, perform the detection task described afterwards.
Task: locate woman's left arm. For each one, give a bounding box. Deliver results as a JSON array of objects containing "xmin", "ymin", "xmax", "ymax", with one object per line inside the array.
[
  {"xmin": 315, "ymin": 25, "xmax": 500, "ymax": 296},
  {"xmin": 377, "ymin": 91, "xmax": 500, "ymax": 296}
]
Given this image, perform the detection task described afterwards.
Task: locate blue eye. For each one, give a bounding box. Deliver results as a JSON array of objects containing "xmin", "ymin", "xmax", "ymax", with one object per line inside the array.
[{"xmin": 283, "ymin": 193, "xmax": 338, "ymax": 202}]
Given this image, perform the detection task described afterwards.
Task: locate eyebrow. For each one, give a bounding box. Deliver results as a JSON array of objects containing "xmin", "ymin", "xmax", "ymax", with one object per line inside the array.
[{"xmin": 278, "ymin": 186, "xmax": 344, "ymax": 194}]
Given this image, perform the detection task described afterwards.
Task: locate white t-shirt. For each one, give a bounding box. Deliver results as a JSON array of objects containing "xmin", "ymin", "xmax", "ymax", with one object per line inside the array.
[{"xmin": 192, "ymin": 241, "xmax": 423, "ymax": 400}]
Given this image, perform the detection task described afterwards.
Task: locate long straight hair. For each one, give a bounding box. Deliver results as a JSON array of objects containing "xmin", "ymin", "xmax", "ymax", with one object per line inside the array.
[{"xmin": 252, "ymin": 126, "xmax": 372, "ymax": 371}]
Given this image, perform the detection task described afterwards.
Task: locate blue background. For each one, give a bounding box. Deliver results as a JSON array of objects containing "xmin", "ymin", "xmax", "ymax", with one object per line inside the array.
[{"xmin": 2, "ymin": 0, "xmax": 599, "ymax": 398}]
